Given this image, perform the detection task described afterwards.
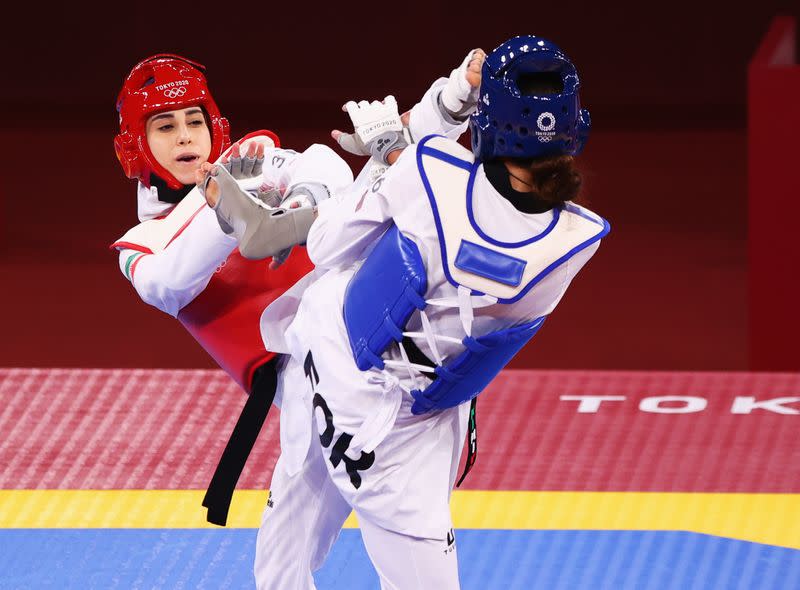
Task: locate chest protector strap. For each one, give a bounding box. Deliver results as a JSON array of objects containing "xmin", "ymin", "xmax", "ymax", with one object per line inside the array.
[
  {"xmin": 342, "ymin": 224, "xmax": 546, "ymax": 415},
  {"xmin": 408, "ymin": 316, "xmax": 544, "ymax": 414}
]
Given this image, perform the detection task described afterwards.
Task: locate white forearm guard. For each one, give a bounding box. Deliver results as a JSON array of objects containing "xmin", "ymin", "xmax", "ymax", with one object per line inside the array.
[{"xmin": 440, "ymin": 50, "xmax": 481, "ymax": 119}]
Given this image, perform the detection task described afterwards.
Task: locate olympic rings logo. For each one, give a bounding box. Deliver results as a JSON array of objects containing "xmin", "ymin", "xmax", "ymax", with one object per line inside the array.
[
  {"xmin": 163, "ymin": 87, "xmax": 187, "ymax": 99},
  {"xmin": 536, "ymin": 112, "xmax": 556, "ymax": 143},
  {"xmin": 537, "ymin": 112, "xmax": 556, "ymax": 132}
]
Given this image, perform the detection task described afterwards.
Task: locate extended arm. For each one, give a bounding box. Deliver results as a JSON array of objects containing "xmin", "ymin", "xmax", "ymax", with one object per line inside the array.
[
  {"xmin": 204, "ymin": 50, "xmax": 484, "ymax": 266},
  {"xmin": 406, "ymin": 49, "xmax": 484, "ymax": 142},
  {"xmin": 338, "ymin": 49, "xmax": 484, "ymax": 191},
  {"xmin": 260, "ymin": 143, "xmax": 354, "ymax": 201}
]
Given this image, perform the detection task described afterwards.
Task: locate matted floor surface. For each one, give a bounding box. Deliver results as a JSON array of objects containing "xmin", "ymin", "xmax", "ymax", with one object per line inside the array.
[{"xmin": 1, "ymin": 368, "xmax": 798, "ymax": 588}]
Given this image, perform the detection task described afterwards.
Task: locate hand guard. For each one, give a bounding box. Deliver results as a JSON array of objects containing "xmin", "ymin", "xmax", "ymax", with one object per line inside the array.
[
  {"xmin": 216, "ymin": 184, "xmax": 281, "ymax": 233},
  {"xmin": 256, "ymin": 186, "xmax": 284, "ymax": 209},
  {"xmin": 335, "ymin": 132, "xmax": 369, "ymax": 157},
  {"xmin": 225, "ymin": 153, "xmax": 264, "ymax": 179},
  {"xmin": 336, "ymin": 96, "xmax": 405, "ymax": 157},
  {"xmin": 440, "ymin": 49, "xmax": 481, "ymax": 119},
  {"xmin": 367, "ymin": 131, "xmax": 409, "ymax": 165},
  {"xmin": 348, "ymin": 96, "xmax": 403, "ymax": 143},
  {"xmin": 335, "ymin": 129, "xmax": 408, "ymax": 165},
  {"xmin": 206, "ymin": 165, "xmax": 316, "ymax": 260},
  {"xmin": 281, "ymin": 182, "xmax": 331, "ymax": 209}
]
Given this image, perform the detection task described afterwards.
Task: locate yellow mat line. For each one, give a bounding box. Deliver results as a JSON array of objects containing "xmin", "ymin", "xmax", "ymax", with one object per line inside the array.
[{"xmin": 1, "ymin": 490, "xmax": 798, "ymax": 549}]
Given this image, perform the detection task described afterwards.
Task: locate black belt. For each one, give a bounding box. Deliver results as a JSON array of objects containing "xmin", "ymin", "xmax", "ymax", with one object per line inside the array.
[
  {"xmin": 203, "ymin": 359, "xmax": 278, "ymax": 526},
  {"xmin": 402, "ymin": 337, "xmax": 478, "ymax": 487}
]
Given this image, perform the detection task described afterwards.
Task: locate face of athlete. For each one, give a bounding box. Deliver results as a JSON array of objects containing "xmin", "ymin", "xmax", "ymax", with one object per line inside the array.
[{"xmin": 145, "ymin": 107, "xmax": 211, "ymax": 185}]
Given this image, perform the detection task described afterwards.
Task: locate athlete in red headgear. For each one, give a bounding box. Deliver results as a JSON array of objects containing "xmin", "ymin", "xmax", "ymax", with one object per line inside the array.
[
  {"xmin": 110, "ymin": 51, "xmax": 488, "ymax": 539},
  {"xmin": 114, "ymin": 54, "xmax": 232, "ymax": 192},
  {"xmin": 111, "ymin": 54, "xmax": 354, "ymax": 526}
]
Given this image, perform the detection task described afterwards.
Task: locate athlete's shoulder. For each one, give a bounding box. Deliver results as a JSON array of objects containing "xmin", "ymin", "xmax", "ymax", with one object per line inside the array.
[
  {"xmin": 562, "ymin": 202, "xmax": 611, "ymax": 235},
  {"xmin": 416, "ymin": 134, "xmax": 474, "ymax": 163},
  {"xmin": 111, "ymin": 190, "xmax": 210, "ymax": 253}
]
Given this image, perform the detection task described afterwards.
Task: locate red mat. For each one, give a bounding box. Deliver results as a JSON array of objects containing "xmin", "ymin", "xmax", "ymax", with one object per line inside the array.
[{"xmin": 2, "ymin": 368, "xmax": 797, "ymax": 493}]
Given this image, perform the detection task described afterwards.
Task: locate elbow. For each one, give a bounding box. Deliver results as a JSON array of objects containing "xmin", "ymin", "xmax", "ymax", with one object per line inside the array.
[
  {"xmin": 305, "ymin": 223, "xmax": 338, "ymax": 270},
  {"xmin": 304, "ymin": 226, "xmax": 325, "ymax": 267},
  {"xmin": 133, "ymin": 268, "xmax": 198, "ymax": 318},
  {"xmin": 133, "ymin": 279, "xmax": 183, "ymax": 318},
  {"xmin": 131, "ymin": 282, "xmax": 177, "ymax": 317}
]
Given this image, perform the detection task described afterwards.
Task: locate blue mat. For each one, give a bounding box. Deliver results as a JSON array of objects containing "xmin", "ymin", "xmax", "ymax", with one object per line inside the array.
[{"xmin": 1, "ymin": 530, "xmax": 798, "ymax": 589}]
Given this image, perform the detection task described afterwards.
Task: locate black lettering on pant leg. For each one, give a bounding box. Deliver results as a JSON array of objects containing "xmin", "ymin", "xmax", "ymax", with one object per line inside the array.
[
  {"xmin": 312, "ymin": 393, "xmax": 335, "ymax": 448},
  {"xmin": 329, "ymin": 432, "xmax": 375, "ymax": 490},
  {"xmin": 304, "ymin": 351, "xmax": 319, "ymax": 388},
  {"xmin": 305, "ymin": 352, "xmax": 376, "ymax": 490}
]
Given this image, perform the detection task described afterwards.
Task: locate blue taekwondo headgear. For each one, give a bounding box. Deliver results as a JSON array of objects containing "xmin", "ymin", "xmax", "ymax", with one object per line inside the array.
[{"xmin": 470, "ymin": 35, "xmax": 591, "ymax": 161}]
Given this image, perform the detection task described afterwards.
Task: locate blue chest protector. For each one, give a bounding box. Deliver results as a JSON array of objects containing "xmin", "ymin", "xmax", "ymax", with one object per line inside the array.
[
  {"xmin": 343, "ymin": 135, "xmax": 608, "ymax": 415},
  {"xmin": 343, "ymin": 225, "xmax": 428, "ymax": 373},
  {"xmin": 343, "ymin": 224, "xmax": 545, "ymax": 415}
]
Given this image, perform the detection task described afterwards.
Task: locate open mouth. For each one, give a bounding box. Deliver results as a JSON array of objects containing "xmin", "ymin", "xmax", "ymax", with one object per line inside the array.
[{"xmin": 176, "ymin": 154, "xmax": 200, "ymax": 164}]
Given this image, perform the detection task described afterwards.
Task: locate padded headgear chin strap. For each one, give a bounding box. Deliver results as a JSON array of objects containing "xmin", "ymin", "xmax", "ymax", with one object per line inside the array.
[{"xmin": 114, "ymin": 54, "xmax": 231, "ymax": 190}]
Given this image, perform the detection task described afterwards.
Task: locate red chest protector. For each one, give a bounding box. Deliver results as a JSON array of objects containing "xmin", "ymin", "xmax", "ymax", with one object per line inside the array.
[
  {"xmin": 177, "ymin": 247, "xmax": 312, "ymax": 389},
  {"xmin": 115, "ymin": 195, "xmax": 312, "ymax": 391},
  {"xmin": 113, "ymin": 131, "xmax": 305, "ymax": 390}
]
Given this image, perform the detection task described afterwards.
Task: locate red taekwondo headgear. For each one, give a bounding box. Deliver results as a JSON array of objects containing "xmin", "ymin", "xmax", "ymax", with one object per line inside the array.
[{"xmin": 114, "ymin": 54, "xmax": 231, "ymax": 190}]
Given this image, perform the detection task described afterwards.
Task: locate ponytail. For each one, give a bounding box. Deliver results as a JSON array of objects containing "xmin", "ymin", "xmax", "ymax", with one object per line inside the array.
[{"xmin": 524, "ymin": 155, "xmax": 583, "ymax": 206}]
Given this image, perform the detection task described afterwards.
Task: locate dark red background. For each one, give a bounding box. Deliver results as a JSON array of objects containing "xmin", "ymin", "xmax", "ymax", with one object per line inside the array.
[{"xmin": 0, "ymin": 1, "xmax": 795, "ymax": 371}]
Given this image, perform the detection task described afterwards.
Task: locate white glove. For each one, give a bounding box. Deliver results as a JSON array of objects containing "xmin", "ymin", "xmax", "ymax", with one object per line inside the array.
[
  {"xmin": 440, "ymin": 49, "xmax": 482, "ymax": 117},
  {"xmin": 347, "ymin": 96, "xmax": 403, "ymax": 143},
  {"xmin": 335, "ymin": 96, "xmax": 404, "ymax": 156}
]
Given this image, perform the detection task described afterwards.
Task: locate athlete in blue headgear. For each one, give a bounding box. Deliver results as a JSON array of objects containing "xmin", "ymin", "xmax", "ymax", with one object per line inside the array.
[{"xmin": 207, "ymin": 37, "xmax": 608, "ymax": 589}]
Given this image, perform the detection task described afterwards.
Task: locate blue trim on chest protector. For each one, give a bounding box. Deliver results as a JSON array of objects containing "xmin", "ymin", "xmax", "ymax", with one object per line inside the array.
[
  {"xmin": 466, "ymin": 164, "xmax": 562, "ymax": 248},
  {"xmin": 415, "ymin": 134, "xmax": 611, "ymax": 304}
]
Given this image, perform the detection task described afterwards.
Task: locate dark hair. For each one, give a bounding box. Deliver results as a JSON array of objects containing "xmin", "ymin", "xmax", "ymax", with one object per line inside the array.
[{"xmin": 513, "ymin": 154, "xmax": 583, "ymax": 206}]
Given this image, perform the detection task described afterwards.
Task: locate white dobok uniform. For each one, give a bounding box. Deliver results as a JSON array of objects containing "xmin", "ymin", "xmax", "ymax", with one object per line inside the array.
[
  {"xmin": 116, "ymin": 141, "xmax": 352, "ymax": 317},
  {"xmin": 254, "ymin": 132, "xmax": 607, "ymax": 585},
  {"xmin": 112, "ymin": 79, "xmax": 463, "ymax": 393},
  {"xmin": 113, "ymin": 133, "xmax": 353, "ymax": 393},
  {"xmin": 112, "ymin": 79, "xmax": 478, "ymax": 587}
]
